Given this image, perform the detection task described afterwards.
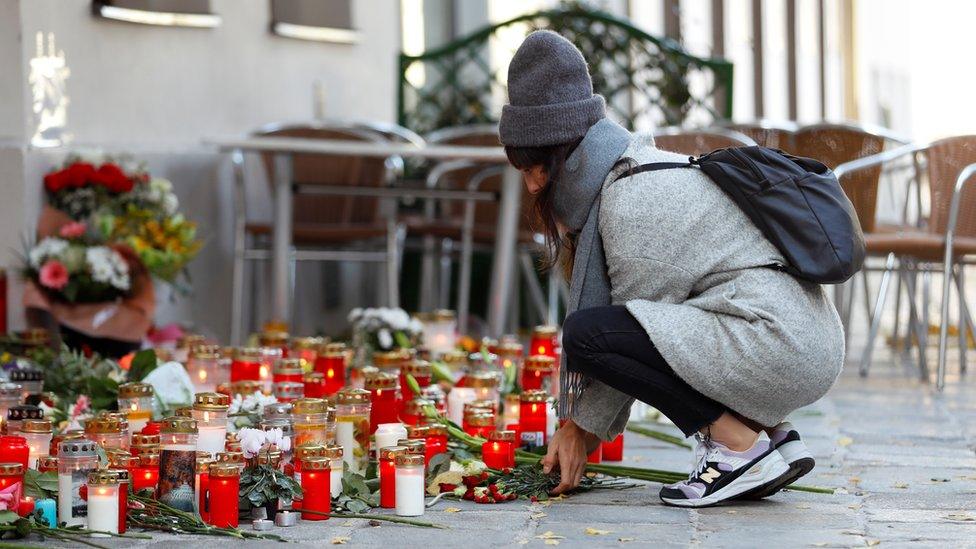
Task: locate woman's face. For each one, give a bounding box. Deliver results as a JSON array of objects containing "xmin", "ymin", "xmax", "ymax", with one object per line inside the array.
[{"xmin": 520, "ymin": 165, "xmax": 548, "ymax": 195}]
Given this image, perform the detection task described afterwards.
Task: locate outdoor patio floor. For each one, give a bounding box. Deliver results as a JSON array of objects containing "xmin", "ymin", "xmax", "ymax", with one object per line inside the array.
[{"xmin": 45, "ymin": 323, "xmax": 976, "ymax": 548}]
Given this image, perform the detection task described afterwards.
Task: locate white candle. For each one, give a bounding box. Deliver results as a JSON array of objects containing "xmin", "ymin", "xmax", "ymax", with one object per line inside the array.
[
  {"xmin": 197, "ymin": 425, "xmax": 226, "ymax": 456},
  {"xmin": 374, "ymin": 423, "xmax": 407, "ymax": 459},
  {"xmin": 447, "ymin": 387, "xmax": 476, "ymax": 425},
  {"xmin": 330, "ymin": 461, "xmax": 343, "ymax": 498},
  {"xmin": 87, "ymin": 488, "xmax": 119, "ymax": 536},
  {"xmin": 58, "ymin": 473, "xmax": 83, "ymax": 527},
  {"xmin": 394, "ymin": 466, "xmax": 425, "ymax": 516},
  {"xmin": 336, "ymin": 422, "xmax": 358, "ymax": 473}
]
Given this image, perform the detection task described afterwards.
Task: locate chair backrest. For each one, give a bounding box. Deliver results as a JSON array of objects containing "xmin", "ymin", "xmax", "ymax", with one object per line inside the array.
[
  {"xmin": 792, "ymin": 123, "xmax": 889, "ymax": 233},
  {"xmin": 721, "ymin": 120, "xmax": 799, "ymax": 150},
  {"xmin": 254, "ymin": 123, "xmax": 391, "ymax": 226},
  {"xmin": 925, "ymin": 135, "xmax": 976, "ymax": 238},
  {"xmin": 651, "ymin": 127, "xmax": 758, "ymax": 156}
]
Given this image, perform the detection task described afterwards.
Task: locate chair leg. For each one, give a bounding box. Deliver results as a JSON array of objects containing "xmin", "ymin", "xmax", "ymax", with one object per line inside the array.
[
  {"xmin": 903, "ymin": 266, "xmax": 920, "ymax": 354},
  {"xmin": 902, "ymin": 266, "xmax": 928, "ymax": 379},
  {"xmin": 955, "ymin": 265, "xmax": 971, "ymax": 374},
  {"xmin": 419, "ymin": 234, "xmax": 437, "ymax": 312},
  {"xmin": 860, "ymin": 254, "xmax": 895, "ymax": 377},
  {"xmin": 518, "ymin": 252, "xmax": 548, "ymax": 324},
  {"xmin": 891, "ymin": 264, "xmax": 903, "ymax": 347},
  {"xmin": 438, "ymin": 238, "xmax": 453, "ymax": 310},
  {"xmin": 937, "ymin": 258, "xmax": 954, "ymax": 391},
  {"xmin": 385, "ymin": 219, "xmax": 401, "ymax": 308}
]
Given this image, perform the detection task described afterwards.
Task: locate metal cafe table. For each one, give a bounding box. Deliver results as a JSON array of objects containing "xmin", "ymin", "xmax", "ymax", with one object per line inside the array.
[{"xmin": 205, "ymin": 136, "xmax": 521, "ymax": 340}]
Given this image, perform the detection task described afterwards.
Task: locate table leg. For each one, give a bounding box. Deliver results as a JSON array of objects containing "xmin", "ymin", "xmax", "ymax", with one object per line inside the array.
[
  {"xmin": 271, "ymin": 154, "xmax": 293, "ymax": 326},
  {"xmin": 488, "ymin": 166, "xmax": 521, "ymax": 336}
]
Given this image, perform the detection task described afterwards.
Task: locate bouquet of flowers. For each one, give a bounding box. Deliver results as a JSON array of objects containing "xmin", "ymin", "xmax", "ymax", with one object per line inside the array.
[
  {"xmin": 348, "ymin": 307, "xmax": 423, "ymax": 351},
  {"xmin": 43, "ymin": 157, "xmax": 145, "ymax": 220},
  {"xmin": 95, "ymin": 204, "xmax": 201, "ymax": 284},
  {"xmin": 23, "ymin": 224, "xmax": 133, "ymax": 304}
]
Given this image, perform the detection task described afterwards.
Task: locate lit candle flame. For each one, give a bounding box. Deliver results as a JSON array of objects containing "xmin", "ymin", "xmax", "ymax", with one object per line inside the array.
[
  {"xmin": 326, "ymin": 368, "xmax": 334, "ymax": 379},
  {"xmin": 198, "ymin": 369, "xmax": 207, "ymax": 382},
  {"xmin": 259, "ymin": 365, "xmax": 269, "ymax": 378}
]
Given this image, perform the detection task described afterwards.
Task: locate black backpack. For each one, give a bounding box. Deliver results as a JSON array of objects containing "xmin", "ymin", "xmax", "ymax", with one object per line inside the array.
[{"xmin": 614, "ymin": 146, "xmax": 865, "ymax": 284}]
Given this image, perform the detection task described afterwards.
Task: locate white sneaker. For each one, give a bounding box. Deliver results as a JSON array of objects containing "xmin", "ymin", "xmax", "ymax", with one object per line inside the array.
[{"xmin": 739, "ymin": 422, "xmax": 816, "ymax": 500}]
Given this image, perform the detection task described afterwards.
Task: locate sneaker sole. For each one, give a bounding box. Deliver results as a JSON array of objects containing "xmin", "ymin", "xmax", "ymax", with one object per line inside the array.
[
  {"xmin": 659, "ymin": 450, "xmax": 790, "ymax": 508},
  {"xmin": 740, "ymin": 440, "xmax": 816, "ymax": 500}
]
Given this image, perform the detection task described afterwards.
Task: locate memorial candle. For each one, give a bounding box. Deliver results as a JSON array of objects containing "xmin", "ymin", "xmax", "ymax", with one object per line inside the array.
[
  {"xmin": 8, "ymin": 369, "xmax": 42, "ymax": 400},
  {"xmin": 274, "ymin": 358, "xmax": 304, "ymax": 384},
  {"xmin": 58, "ymin": 439, "xmax": 98, "ymax": 527},
  {"xmin": 0, "ymin": 383, "xmax": 22, "ymax": 424},
  {"xmin": 106, "ymin": 468, "xmax": 129, "ymax": 533},
  {"xmin": 257, "ymin": 347, "xmax": 283, "ymax": 394},
  {"xmin": 186, "ymin": 345, "xmax": 223, "ymax": 394},
  {"xmin": 273, "ymin": 381, "xmax": 304, "ymax": 403},
  {"xmin": 207, "ymin": 464, "xmax": 240, "ymax": 528},
  {"xmin": 601, "ymin": 434, "xmax": 624, "ymax": 462},
  {"xmin": 0, "ymin": 436, "xmax": 29, "ymax": 469},
  {"xmin": 418, "ymin": 310, "xmax": 457, "ymax": 356},
  {"xmin": 519, "ymin": 391, "xmax": 549, "ymax": 448},
  {"xmin": 378, "ymin": 446, "xmax": 405, "ymax": 509},
  {"xmin": 394, "ymin": 453, "xmax": 425, "ymax": 517},
  {"xmin": 465, "ymin": 372, "xmax": 501, "ymax": 410},
  {"xmin": 292, "ymin": 398, "xmax": 332, "ymax": 447},
  {"xmin": 303, "ymin": 372, "xmax": 327, "ymax": 399},
  {"xmin": 464, "ymin": 411, "xmax": 496, "ymax": 439},
  {"xmin": 530, "ymin": 325, "xmax": 559, "ymax": 358},
  {"xmin": 37, "ymin": 455, "xmax": 57, "ymax": 474},
  {"xmin": 446, "ymin": 387, "xmax": 476, "ymax": 425},
  {"xmin": 401, "ymin": 398, "xmax": 431, "ymax": 426},
  {"xmin": 230, "ymin": 347, "xmax": 262, "ymax": 382},
  {"xmin": 35, "ymin": 498, "xmax": 56, "ymax": 527},
  {"xmin": 521, "ymin": 355, "xmax": 555, "ymax": 392},
  {"xmin": 130, "ymin": 452, "xmax": 160, "ymax": 492},
  {"xmin": 191, "ymin": 392, "xmax": 230, "ymax": 457},
  {"xmin": 399, "ymin": 360, "xmax": 432, "ymax": 400},
  {"xmin": 6, "ymin": 405, "xmax": 42, "ymax": 435},
  {"xmin": 0, "ymin": 463, "xmax": 23, "ymax": 512},
  {"xmin": 298, "ymin": 457, "xmax": 331, "ymax": 520},
  {"xmin": 194, "ymin": 457, "xmax": 211, "ymax": 521},
  {"xmin": 289, "ymin": 336, "xmax": 323, "ymax": 372},
  {"xmin": 291, "ymin": 444, "xmax": 326, "ymax": 508},
  {"xmin": 424, "ymin": 425, "xmax": 448, "ymax": 459},
  {"xmin": 365, "ymin": 371, "xmax": 399, "ymax": 434},
  {"xmin": 482, "ymin": 430, "xmax": 516, "ymax": 469},
  {"xmin": 86, "ymin": 470, "xmax": 120, "ymax": 536},
  {"xmin": 314, "ymin": 345, "xmax": 347, "ymax": 397},
  {"xmin": 335, "ymin": 389, "xmax": 370, "ymax": 474},
  {"xmin": 157, "ymin": 417, "xmax": 199, "ymax": 512},
  {"xmin": 374, "ymin": 423, "xmax": 407, "ymax": 460},
  {"xmin": 324, "ymin": 445, "xmax": 343, "ymax": 498},
  {"xmin": 259, "ymin": 330, "xmax": 290, "ymax": 355},
  {"xmin": 495, "ymin": 341, "xmax": 524, "ymax": 379}
]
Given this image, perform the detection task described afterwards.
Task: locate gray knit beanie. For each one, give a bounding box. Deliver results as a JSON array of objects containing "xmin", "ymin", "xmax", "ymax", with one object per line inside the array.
[{"xmin": 498, "ymin": 30, "xmax": 606, "ymax": 147}]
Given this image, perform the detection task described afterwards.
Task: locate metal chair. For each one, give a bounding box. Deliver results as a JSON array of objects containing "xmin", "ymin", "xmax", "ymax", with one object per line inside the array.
[
  {"xmin": 835, "ymin": 136, "xmax": 976, "ymax": 388},
  {"xmin": 230, "ymin": 122, "xmax": 403, "ymax": 343},
  {"xmin": 719, "ymin": 120, "xmax": 799, "ymax": 150},
  {"xmin": 650, "ymin": 127, "xmax": 758, "ymax": 155}
]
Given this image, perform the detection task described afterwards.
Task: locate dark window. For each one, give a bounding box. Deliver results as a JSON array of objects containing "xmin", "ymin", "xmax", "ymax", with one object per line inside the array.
[
  {"xmin": 93, "ymin": 0, "xmax": 220, "ymax": 27},
  {"xmin": 271, "ymin": 0, "xmax": 358, "ymax": 43}
]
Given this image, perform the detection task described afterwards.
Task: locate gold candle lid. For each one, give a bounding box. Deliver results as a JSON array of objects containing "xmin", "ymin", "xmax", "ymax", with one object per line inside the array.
[
  {"xmin": 364, "ymin": 371, "xmax": 397, "ymax": 390},
  {"xmin": 406, "ymin": 425, "xmax": 430, "ymax": 438},
  {"xmin": 520, "ymin": 389, "xmax": 550, "ymax": 403},
  {"xmin": 160, "ymin": 416, "xmax": 198, "ymax": 434},
  {"xmin": 532, "ymin": 325, "xmax": 558, "ymax": 337},
  {"xmin": 85, "ymin": 416, "xmax": 127, "ymax": 434},
  {"xmin": 225, "ymin": 441, "xmax": 243, "ymax": 453},
  {"xmin": 395, "ymin": 453, "xmax": 425, "ymax": 467},
  {"xmin": 21, "ymin": 418, "xmax": 52, "ymax": 433},
  {"xmin": 372, "ymin": 351, "xmax": 405, "ymax": 368},
  {"xmin": 466, "ymin": 412, "xmax": 495, "ymax": 427},
  {"xmin": 301, "ymin": 456, "xmax": 331, "ymax": 470},
  {"xmin": 209, "ymin": 463, "xmax": 240, "ymax": 477},
  {"xmin": 426, "ymin": 425, "xmax": 447, "ymax": 436},
  {"xmin": 464, "ymin": 400, "xmax": 496, "ymax": 414},
  {"xmin": 37, "ymin": 455, "xmax": 58, "ymax": 469},
  {"xmin": 495, "ymin": 341, "xmax": 524, "ymax": 356},
  {"xmin": 292, "ymin": 398, "xmax": 329, "ymax": 415},
  {"xmin": 190, "ymin": 344, "xmax": 221, "ymax": 360},
  {"xmin": 398, "ymin": 439, "xmax": 425, "ymax": 454},
  {"xmin": 336, "ymin": 388, "xmax": 370, "ymax": 405},
  {"xmin": 377, "ymin": 445, "xmax": 407, "ymax": 461},
  {"xmin": 0, "ymin": 463, "xmax": 24, "ymax": 475},
  {"xmin": 174, "ymin": 407, "xmax": 193, "ymax": 418},
  {"xmin": 259, "ymin": 330, "xmax": 289, "ymax": 347},
  {"xmin": 441, "ymin": 350, "xmax": 468, "ymax": 366},
  {"xmin": 230, "ymin": 381, "xmax": 264, "ymax": 396},
  {"xmin": 137, "ymin": 452, "xmax": 160, "ymax": 466},
  {"xmin": 524, "ymin": 355, "xmax": 556, "ymax": 371},
  {"xmin": 465, "ymin": 372, "xmax": 500, "ymax": 389},
  {"xmin": 118, "ymin": 382, "xmax": 154, "ymax": 399},
  {"xmin": 323, "ymin": 445, "xmax": 343, "ymax": 460},
  {"xmin": 87, "ymin": 469, "xmax": 120, "ymax": 485},
  {"xmin": 303, "ymin": 372, "xmax": 325, "ymax": 383},
  {"xmin": 290, "ymin": 336, "xmax": 324, "ymax": 350},
  {"xmin": 195, "ymin": 457, "xmax": 213, "ymax": 473},
  {"xmin": 17, "ymin": 328, "xmax": 50, "ymax": 345},
  {"xmin": 274, "ymin": 358, "xmax": 304, "ymax": 375},
  {"xmin": 403, "ymin": 398, "xmax": 433, "ymax": 415},
  {"xmin": 216, "ymin": 451, "xmax": 245, "ymax": 464},
  {"xmin": 233, "ymin": 347, "xmax": 262, "ymax": 362},
  {"xmin": 131, "ymin": 433, "xmax": 161, "ymax": 447},
  {"xmin": 108, "ymin": 452, "xmax": 139, "ymax": 468},
  {"xmin": 401, "ymin": 360, "xmax": 432, "ymax": 377},
  {"xmin": 294, "ymin": 444, "xmax": 327, "ymax": 461},
  {"xmin": 178, "ymin": 334, "xmax": 207, "ymax": 349},
  {"xmin": 489, "ymin": 430, "xmax": 517, "ymax": 442},
  {"xmin": 193, "ymin": 392, "xmax": 230, "ymax": 411}
]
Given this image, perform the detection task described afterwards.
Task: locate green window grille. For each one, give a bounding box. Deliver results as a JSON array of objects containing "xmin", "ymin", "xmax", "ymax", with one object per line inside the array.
[{"xmin": 398, "ymin": 5, "xmax": 734, "ymax": 136}]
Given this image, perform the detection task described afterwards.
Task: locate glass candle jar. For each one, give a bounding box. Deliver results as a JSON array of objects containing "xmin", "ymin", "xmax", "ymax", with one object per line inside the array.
[
  {"xmin": 291, "ymin": 398, "xmax": 332, "ymax": 447},
  {"xmin": 400, "ymin": 398, "xmax": 431, "ymax": 427},
  {"xmin": 465, "ymin": 372, "xmax": 501, "ymax": 408},
  {"xmin": 464, "ymin": 411, "xmax": 496, "ymax": 439},
  {"xmin": 372, "ymin": 350, "xmax": 406, "ymax": 375},
  {"xmin": 175, "ymin": 334, "xmax": 207, "ymax": 363},
  {"xmin": 424, "ymin": 425, "xmax": 448, "ymax": 459},
  {"xmin": 394, "ymin": 453, "xmax": 425, "ymax": 517},
  {"xmin": 273, "ymin": 382, "xmax": 304, "ymax": 403},
  {"xmin": 262, "ymin": 402, "xmax": 293, "ymax": 422},
  {"xmin": 106, "ymin": 468, "xmax": 129, "ymax": 534},
  {"xmin": 291, "ymin": 443, "xmax": 326, "ymax": 507},
  {"xmin": 400, "ymin": 360, "xmax": 431, "ymax": 400},
  {"xmin": 6, "ymin": 405, "xmax": 42, "ymax": 435},
  {"xmin": 58, "ymin": 439, "xmax": 98, "ymax": 527},
  {"xmin": 194, "ymin": 457, "xmax": 211, "ymax": 521},
  {"xmin": 418, "ymin": 309, "xmax": 457, "ymax": 356},
  {"xmin": 274, "ymin": 358, "xmax": 304, "ymax": 384},
  {"xmin": 495, "ymin": 340, "xmax": 523, "ymax": 375},
  {"xmin": 298, "ymin": 456, "xmax": 331, "ymax": 520},
  {"xmin": 0, "ymin": 383, "xmax": 22, "ymax": 424},
  {"xmin": 259, "ymin": 330, "xmax": 289, "ymax": 354},
  {"xmin": 158, "ymin": 417, "xmax": 199, "ymax": 512},
  {"xmin": 378, "ymin": 446, "xmax": 406, "ymax": 509},
  {"xmin": 446, "ymin": 387, "xmax": 476, "ymax": 425},
  {"xmin": 521, "ymin": 355, "xmax": 555, "ymax": 392},
  {"xmin": 421, "ymin": 385, "xmax": 447, "ymax": 415},
  {"xmin": 191, "ymin": 392, "xmax": 229, "ymax": 457},
  {"xmin": 87, "ymin": 470, "xmax": 120, "ymax": 536},
  {"xmin": 130, "ymin": 433, "xmax": 160, "ymax": 457},
  {"xmin": 530, "ymin": 325, "xmax": 559, "ymax": 358},
  {"xmin": 441, "ymin": 350, "xmax": 468, "ymax": 383},
  {"xmin": 207, "ymin": 463, "xmax": 239, "ymax": 527},
  {"xmin": 37, "ymin": 455, "xmax": 58, "ymax": 474},
  {"xmin": 519, "ymin": 390, "xmax": 549, "ymax": 449},
  {"xmin": 8, "ymin": 369, "xmax": 42, "ymax": 399},
  {"xmin": 502, "ymin": 393, "xmax": 520, "ymax": 428},
  {"xmin": 230, "ymin": 380, "xmax": 264, "ymax": 397},
  {"xmin": 289, "ymin": 336, "xmax": 323, "ymax": 372},
  {"xmin": 21, "ymin": 419, "xmax": 52, "ymax": 466},
  {"xmin": 601, "ymin": 434, "xmax": 624, "ymax": 462},
  {"xmin": 365, "ymin": 371, "xmax": 399, "ymax": 434},
  {"xmin": 314, "ymin": 346, "xmax": 346, "ymax": 397},
  {"xmin": 85, "ymin": 417, "xmax": 129, "ymax": 451},
  {"xmin": 187, "ymin": 345, "xmax": 223, "ymax": 394},
  {"xmin": 0, "ymin": 435, "xmax": 29, "ymax": 470},
  {"xmin": 230, "ymin": 347, "xmax": 262, "ymax": 382},
  {"xmin": 483, "ymin": 430, "xmax": 516, "ymax": 469},
  {"xmin": 324, "ymin": 445, "xmax": 344, "ymax": 498},
  {"xmin": 0, "ymin": 463, "xmax": 23, "ymax": 513},
  {"xmin": 257, "ymin": 347, "xmax": 282, "ymax": 393},
  {"xmin": 302, "ymin": 372, "xmax": 327, "ymax": 399},
  {"xmin": 117, "ymin": 382, "xmax": 154, "ymax": 434},
  {"xmin": 335, "ymin": 388, "xmax": 371, "ymax": 474},
  {"xmin": 374, "ymin": 423, "xmax": 407, "ymax": 460},
  {"xmin": 130, "ymin": 452, "xmax": 160, "ymax": 492}
]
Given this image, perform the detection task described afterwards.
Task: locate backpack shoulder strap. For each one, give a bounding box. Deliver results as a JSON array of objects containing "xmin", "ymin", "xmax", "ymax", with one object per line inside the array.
[{"xmin": 612, "ymin": 159, "xmax": 696, "ymax": 182}]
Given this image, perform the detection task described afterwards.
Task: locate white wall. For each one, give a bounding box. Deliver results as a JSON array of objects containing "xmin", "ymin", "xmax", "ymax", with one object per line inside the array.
[{"xmin": 0, "ymin": 0, "xmax": 403, "ymax": 340}]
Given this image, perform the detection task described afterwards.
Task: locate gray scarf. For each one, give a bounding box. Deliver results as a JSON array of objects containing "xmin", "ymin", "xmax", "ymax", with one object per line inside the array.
[{"xmin": 554, "ymin": 118, "xmax": 633, "ymax": 417}]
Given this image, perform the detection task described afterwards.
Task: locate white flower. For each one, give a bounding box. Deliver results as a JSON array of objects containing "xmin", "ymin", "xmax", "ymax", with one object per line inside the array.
[
  {"xmin": 238, "ymin": 427, "xmax": 265, "ymax": 458},
  {"xmin": 377, "ymin": 328, "xmax": 393, "ymax": 349},
  {"xmin": 85, "ymin": 246, "xmax": 130, "ymax": 290},
  {"xmin": 143, "ymin": 360, "xmax": 195, "ymax": 410},
  {"xmin": 28, "ymin": 237, "xmax": 68, "ymax": 269},
  {"xmin": 265, "ymin": 427, "xmax": 291, "ymax": 453}
]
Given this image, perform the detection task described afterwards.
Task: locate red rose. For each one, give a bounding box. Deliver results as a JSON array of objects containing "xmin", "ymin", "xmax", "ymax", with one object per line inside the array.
[
  {"xmin": 43, "ymin": 170, "xmax": 69, "ymax": 193},
  {"xmin": 92, "ymin": 163, "xmax": 133, "ymax": 193},
  {"xmin": 65, "ymin": 162, "xmax": 96, "ymax": 188}
]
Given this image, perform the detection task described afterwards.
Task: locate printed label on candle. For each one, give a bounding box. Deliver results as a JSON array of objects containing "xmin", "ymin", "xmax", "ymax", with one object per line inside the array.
[
  {"xmin": 158, "ymin": 450, "xmax": 196, "ymax": 512},
  {"xmin": 520, "ymin": 431, "xmax": 544, "ymax": 449},
  {"xmin": 68, "ymin": 470, "xmax": 88, "ymax": 517}
]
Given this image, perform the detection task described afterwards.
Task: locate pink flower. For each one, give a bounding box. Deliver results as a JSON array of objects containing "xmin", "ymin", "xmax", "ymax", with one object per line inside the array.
[
  {"xmin": 39, "ymin": 260, "xmax": 69, "ymax": 290},
  {"xmin": 58, "ymin": 221, "xmax": 87, "ymax": 239},
  {"xmin": 70, "ymin": 394, "xmax": 90, "ymax": 418}
]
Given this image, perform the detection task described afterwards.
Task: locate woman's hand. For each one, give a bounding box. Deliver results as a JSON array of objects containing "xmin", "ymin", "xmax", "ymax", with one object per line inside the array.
[{"xmin": 541, "ymin": 419, "xmax": 602, "ymax": 495}]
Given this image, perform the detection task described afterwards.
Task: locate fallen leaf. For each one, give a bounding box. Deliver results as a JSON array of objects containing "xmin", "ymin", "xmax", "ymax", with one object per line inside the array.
[
  {"xmin": 837, "ymin": 436, "xmax": 854, "ymax": 447},
  {"xmin": 848, "ymin": 504, "xmax": 862, "ymax": 510},
  {"xmin": 812, "ymin": 543, "xmax": 829, "ymax": 547},
  {"xmin": 946, "ymin": 513, "xmax": 976, "ymax": 522},
  {"xmin": 536, "ymin": 532, "xmax": 565, "ymax": 540},
  {"xmin": 866, "ymin": 540, "xmax": 881, "ymax": 546},
  {"xmin": 795, "ymin": 504, "xmax": 811, "ymax": 510},
  {"xmin": 585, "ymin": 528, "xmax": 610, "ymax": 535},
  {"xmin": 893, "ymin": 482, "xmax": 909, "ymax": 489},
  {"xmin": 444, "ymin": 507, "xmax": 462, "ymax": 513},
  {"xmin": 331, "ymin": 537, "xmax": 350, "ymax": 545},
  {"xmin": 841, "ymin": 530, "xmax": 864, "ymax": 536},
  {"xmin": 618, "ymin": 538, "xmax": 635, "ymax": 543},
  {"xmin": 726, "ymin": 509, "xmax": 737, "ymax": 514},
  {"xmin": 848, "ymin": 477, "xmax": 861, "ymax": 484},
  {"xmin": 341, "ymin": 521, "xmax": 356, "ymax": 527},
  {"xmin": 531, "ymin": 512, "xmax": 548, "ymax": 519},
  {"xmin": 544, "ymin": 541, "xmax": 560, "ymax": 546}
]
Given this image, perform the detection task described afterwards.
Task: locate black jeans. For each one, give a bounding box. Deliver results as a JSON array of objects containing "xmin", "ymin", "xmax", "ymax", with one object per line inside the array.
[{"xmin": 562, "ymin": 305, "xmax": 725, "ymax": 436}]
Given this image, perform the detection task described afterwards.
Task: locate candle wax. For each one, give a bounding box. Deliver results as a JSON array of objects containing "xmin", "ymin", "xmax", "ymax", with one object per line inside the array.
[
  {"xmin": 330, "ymin": 462, "xmax": 343, "ymax": 498},
  {"xmin": 379, "ymin": 458, "xmax": 396, "ymax": 508},
  {"xmin": 87, "ymin": 490, "xmax": 119, "ymax": 536},
  {"xmin": 394, "ymin": 468, "xmax": 425, "ymax": 517},
  {"xmin": 208, "ymin": 476, "xmax": 239, "ymax": 528},
  {"xmin": 197, "ymin": 426, "xmax": 226, "ymax": 456}
]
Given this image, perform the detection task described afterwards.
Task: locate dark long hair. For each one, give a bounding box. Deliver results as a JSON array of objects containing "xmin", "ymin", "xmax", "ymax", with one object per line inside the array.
[{"xmin": 505, "ymin": 138, "xmax": 582, "ymax": 275}]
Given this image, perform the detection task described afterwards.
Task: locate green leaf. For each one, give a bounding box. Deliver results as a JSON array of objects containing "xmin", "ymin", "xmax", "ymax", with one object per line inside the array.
[
  {"xmin": 426, "ymin": 452, "xmax": 451, "ymax": 483},
  {"xmin": 0, "ymin": 511, "xmax": 19, "ymax": 525},
  {"xmin": 345, "ymin": 498, "xmax": 370, "ymax": 513},
  {"xmin": 24, "ymin": 470, "xmax": 58, "ymax": 499},
  {"xmin": 127, "ymin": 349, "xmax": 159, "ymax": 382},
  {"xmin": 341, "ymin": 470, "xmax": 370, "ymax": 498}
]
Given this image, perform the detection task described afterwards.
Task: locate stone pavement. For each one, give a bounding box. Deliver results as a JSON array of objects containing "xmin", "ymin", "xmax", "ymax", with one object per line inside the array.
[{"xmin": 41, "ymin": 333, "xmax": 976, "ymax": 548}]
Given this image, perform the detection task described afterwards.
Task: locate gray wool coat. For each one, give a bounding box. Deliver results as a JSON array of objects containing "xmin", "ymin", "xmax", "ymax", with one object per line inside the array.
[{"xmin": 570, "ymin": 134, "xmax": 846, "ymax": 440}]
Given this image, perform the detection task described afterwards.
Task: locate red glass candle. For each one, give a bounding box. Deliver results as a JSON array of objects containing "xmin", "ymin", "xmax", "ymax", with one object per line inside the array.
[
  {"xmin": 196, "ymin": 459, "xmax": 211, "ymax": 523},
  {"xmin": 110, "ymin": 470, "xmax": 129, "ymax": 533},
  {"xmin": 130, "ymin": 453, "xmax": 160, "ymax": 492},
  {"xmin": 399, "ymin": 361, "xmax": 432, "ymax": 400},
  {"xmin": 400, "ymin": 398, "xmax": 431, "ymax": 427},
  {"xmin": 37, "ymin": 455, "xmax": 58, "ymax": 473},
  {"xmin": 481, "ymin": 430, "xmax": 516, "ymax": 470},
  {"xmin": 141, "ymin": 422, "xmax": 161, "ymax": 435},
  {"xmin": 365, "ymin": 373, "xmax": 399, "ymax": 434},
  {"xmin": 519, "ymin": 391, "xmax": 549, "ymax": 448},
  {"xmin": 17, "ymin": 496, "xmax": 33, "ymax": 518},
  {"xmin": 0, "ymin": 436, "xmax": 29, "ymax": 469},
  {"xmin": 601, "ymin": 434, "xmax": 624, "ymax": 462},
  {"xmin": 207, "ymin": 464, "xmax": 239, "ymax": 528},
  {"xmin": 378, "ymin": 447, "xmax": 405, "ymax": 509},
  {"xmin": 273, "ymin": 358, "xmax": 304, "ymax": 384},
  {"xmin": 230, "ymin": 348, "xmax": 262, "ymax": 382},
  {"xmin": 299, "ymin": 457, "xmax": 331, "ymax": 520},
  {"xmin": 0, "ymin": 463, "xmax": 23, "ymax": 510},
  {"xmin": 424, "ymin": 426, "xmax": 448, "ymax": 459},
  {"xmin": 303, "ymin": 372, "xmax": 327, "ymax": 399},
  {"xmin": 521, "ymin": 355, "xmax": 555, "ymax": 391},
  {"xmin": 463, "ymin": 412, "xmax": 496, "ymax": 439},
  {"xmin": 587, "ymin": 444, "xmax": 602, "ymax": 464},
  {"xmin": 314, "ymin": 350, "xmax": 347, "ymax": 396},
  {"xmin": 529, "ymin": 325, "xmax": 559, "ymax": 358}
]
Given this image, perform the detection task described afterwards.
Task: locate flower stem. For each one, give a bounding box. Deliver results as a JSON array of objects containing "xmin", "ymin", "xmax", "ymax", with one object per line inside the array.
[
  {"xmin": 625, "ymin": 423, "xmax": 693, "ymax": 449},
  {"xmin": 291, "ymin": 508, "xmax": 446, "ymax": 529}
]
